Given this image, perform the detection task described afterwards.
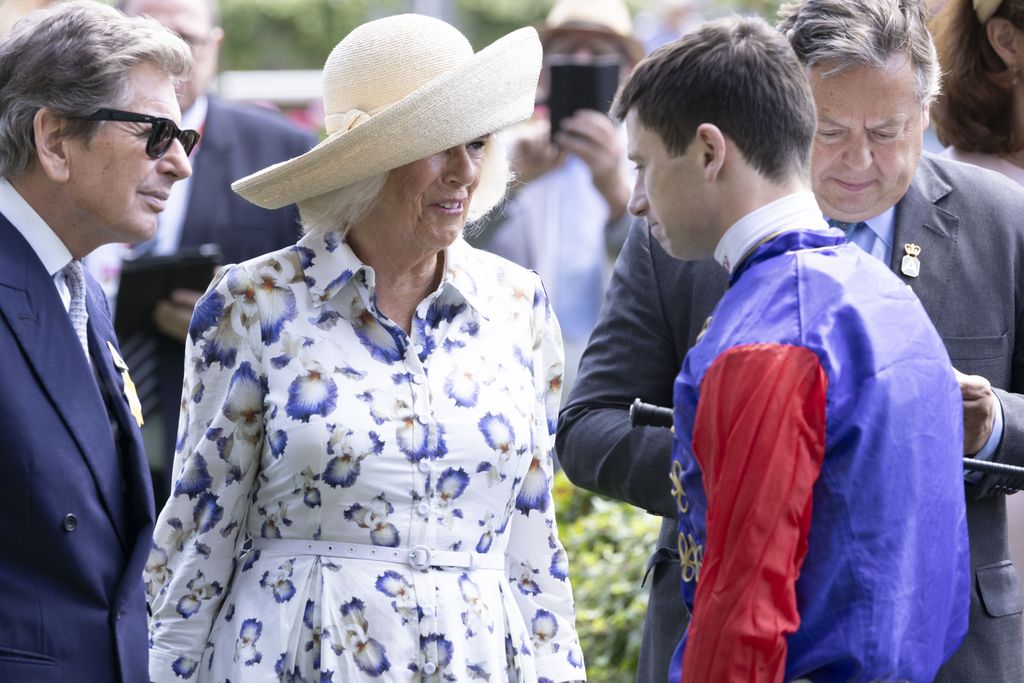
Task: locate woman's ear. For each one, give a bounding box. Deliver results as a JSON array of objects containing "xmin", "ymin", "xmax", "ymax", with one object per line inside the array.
[
  {"xmin": 33, "ymin": 107, "xmax": 73, "ymax": 183},
  {"xmin": 987, "ymin": 18, "xmax": 1024, "ymax": 73}
]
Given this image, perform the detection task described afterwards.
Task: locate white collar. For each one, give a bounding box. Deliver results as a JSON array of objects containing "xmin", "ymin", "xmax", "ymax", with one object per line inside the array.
[
  {"xmin": 713, "ymin": 191, "xmax": 827, "ymax": 273},
  {"xmin": 182, "ymin": 94, "xmax": 208, "ymax": 133},
  {"xmin": 0, "ymin": 177, "xmax": 73, "ymax": 275}
]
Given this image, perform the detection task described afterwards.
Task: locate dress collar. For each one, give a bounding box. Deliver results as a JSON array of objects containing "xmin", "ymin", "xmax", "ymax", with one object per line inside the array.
[{"xmin": 299, "ymin": 229, "xmax": 487, "ymax": 317}]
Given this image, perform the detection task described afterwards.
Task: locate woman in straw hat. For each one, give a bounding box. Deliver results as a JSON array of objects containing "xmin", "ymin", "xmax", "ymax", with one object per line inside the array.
[{"xmin": 145, "ymin": 14, "xmax": 586, "ymax": 683}]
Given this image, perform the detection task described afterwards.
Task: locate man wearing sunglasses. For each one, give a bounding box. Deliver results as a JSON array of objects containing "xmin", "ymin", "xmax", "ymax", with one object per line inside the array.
[
  {"xmin": 95, "ymin": 0, "xmax": 316, "ymax": 508},
  {"xmin": 0, "ymin": 3, "xmax": 192, "ymax": 681}
]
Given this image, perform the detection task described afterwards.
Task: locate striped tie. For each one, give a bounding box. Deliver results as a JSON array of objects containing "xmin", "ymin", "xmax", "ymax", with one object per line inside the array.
[{"xmin": 62, "ymin": 260, "xmax": 89, "ymax": 357}]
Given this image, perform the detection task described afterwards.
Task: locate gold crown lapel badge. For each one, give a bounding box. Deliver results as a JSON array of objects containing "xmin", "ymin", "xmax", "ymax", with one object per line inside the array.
[
  {"xmin": 106, "ymin": 341, "xmax": 144, "ymax": 427},
  {"xmin": 901, "ymin": 243, "xmax": 921, "ymax": 278}
]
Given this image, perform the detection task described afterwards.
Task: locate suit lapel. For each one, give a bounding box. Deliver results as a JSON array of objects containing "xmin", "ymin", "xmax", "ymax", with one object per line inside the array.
[
  {"xmin": 891, "ymin": 156, "xmax": 960, "ymax": 331},
  {"xmin": 0, "ymin": 216, "xmax": 129, "ymax": 547},
  {"xmin": 87, "ymin": 284, "xmax": 155, "ymax": 534}
]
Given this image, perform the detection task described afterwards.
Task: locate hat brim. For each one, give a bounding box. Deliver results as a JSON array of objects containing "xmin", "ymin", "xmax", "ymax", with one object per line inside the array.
[{"xmin": 232, "ymin": 26, "xmax": 542, "ymax": 210}]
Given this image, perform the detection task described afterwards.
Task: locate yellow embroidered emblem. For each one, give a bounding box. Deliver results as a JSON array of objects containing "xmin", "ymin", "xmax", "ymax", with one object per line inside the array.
[{"xmin": 107, "ymin": 341, "xmax": 144, "ymax": 427}]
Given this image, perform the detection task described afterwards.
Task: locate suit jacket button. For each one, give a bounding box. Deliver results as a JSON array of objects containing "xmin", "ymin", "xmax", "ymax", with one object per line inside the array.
[{"xmin": 62, "ymin": 513, "xmax": 78, "ymax": 532}]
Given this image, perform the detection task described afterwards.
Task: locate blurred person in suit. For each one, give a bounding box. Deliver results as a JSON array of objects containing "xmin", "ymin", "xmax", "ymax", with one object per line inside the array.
[
  {"xmin": 559, "ymin": 0, "xmax": 1024, "ymax": 680},
  {"xmin": 0, "ymin": 2, "xmax": 193, "ymax": 680},
  {"xmin": 86, "ymin": 0, "xmax": 317, "ymax": 504}
]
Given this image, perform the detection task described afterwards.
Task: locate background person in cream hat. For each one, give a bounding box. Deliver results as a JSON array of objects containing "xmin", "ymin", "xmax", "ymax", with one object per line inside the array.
[
  {"xmin": 472, "ymin": 0, "xmax": 644, "ymax": 403},
  {"xmin": 146, "ymin": 12, "xmax": 587, "ymax": 683}
]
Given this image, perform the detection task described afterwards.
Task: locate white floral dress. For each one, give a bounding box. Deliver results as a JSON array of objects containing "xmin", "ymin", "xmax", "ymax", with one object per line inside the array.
[{"xmin": 145, "ymin": 231, "xmax": 586, "ymax": 683}]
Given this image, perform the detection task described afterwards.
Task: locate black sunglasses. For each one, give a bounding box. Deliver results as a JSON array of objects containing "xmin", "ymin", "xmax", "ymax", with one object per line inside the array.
[{"xmin": 83, "ymin": 108, "xmax": 201, "ymax": 159}]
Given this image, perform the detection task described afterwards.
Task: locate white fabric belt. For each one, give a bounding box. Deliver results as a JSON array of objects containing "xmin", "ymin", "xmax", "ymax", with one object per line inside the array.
[{"xmin": 251, "ymin": 538, "xmax": 506, "ymax": 571}]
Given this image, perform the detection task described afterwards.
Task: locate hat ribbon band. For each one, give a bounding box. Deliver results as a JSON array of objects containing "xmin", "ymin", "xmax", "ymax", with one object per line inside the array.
[{"xmin": 325, "ymin": 108, "xmax": 372, "ymax": 135}]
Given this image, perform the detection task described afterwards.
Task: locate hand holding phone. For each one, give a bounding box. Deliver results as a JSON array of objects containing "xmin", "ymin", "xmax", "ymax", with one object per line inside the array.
[{"xmin": 546, "ymin": 55, "xmax": 621, "ymax": 142}]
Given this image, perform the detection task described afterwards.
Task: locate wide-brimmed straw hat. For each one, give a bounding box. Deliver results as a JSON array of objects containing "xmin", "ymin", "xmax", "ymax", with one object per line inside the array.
[
  {"xmin": 232, "ymin": 14, "xmax": 542, "ymax": 210},
  {"xmin": 541, "ymin": 0, "xmax": 645, "ymax": 65}
]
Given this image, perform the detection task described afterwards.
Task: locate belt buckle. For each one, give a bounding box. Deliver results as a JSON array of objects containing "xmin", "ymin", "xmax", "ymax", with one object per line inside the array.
[{"xmin": 408, "ymin": 545, "xmax": 432, "ymax": 570}]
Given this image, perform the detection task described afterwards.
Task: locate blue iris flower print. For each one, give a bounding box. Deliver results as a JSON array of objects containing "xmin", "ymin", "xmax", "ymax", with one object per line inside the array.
[
  {"xmin": 352, "ymin": 308, "xmax": 404, "ymax": 363},
  {"xmin": 478, "ymin": 413, "xmax": 515, "ymax": 453},
  {"xmin": 294, "ymin": 466, "xmax": 322, "ymax": 508},
  {"xmin": 515, "ymin": 456, "xmax": 550, "ymax": 515},
  {"xmin": 174, "ymin": 454, "xmax": 212, "ymax": 499},
  {"xmin": 249, "ymin": 269, "xmax": 298, "ymax": 345},
  {"xmin": 459, "ymin": 573, "xmax": 488, "ymax": 638},
  {"xmin": 375, "ymin": 570, "xmax": 416, "ymax": 624},
  {"xmin": 398, "ymin": 418, "xmax": 449, "ymax": 463},
  {"xmin": 324, "ymin": 230, "xmax": 342, "ymax": 253},
  {"xmin": 192, "ymin": 491, "xmax": 224, "ymax": 534},
  {"xmin": 259, "ymin": 501, "xmax": 294, "ymax": 538},
  {"xmin": 475, "ymin": 512, "xmax": 496, "ymax": 554},
  {"xmin": 530, "ymin": 609, "xmax": 559, "ymax": 656},
  {"xmin": 171, "ymin": 656, "xmax": 199, "ymax": 679},
  {"xmin": 295, "ymin": 244, "xmax": 316, "ymax": 269},
  {"xmin": 189, "ymin": 290, "xmax": 224, "ymax": 344},
  {"xmin": 444, "ymin": 369, "xmax": 480, "ymax": 408},
  {"xmin": 436, "ymin": 467, "xmax": 469, "ymax": 501},
  {"xmin": 259, "ymin": 559, "xmax": 297, "ymax": 603},
  {"xmin": 338, "ymin": 598, "xmax": 391, "ymax": 676},
  {"xmin": 324, "ymin": 427, "xmax": 382, "ymax": 489},
  {"xmin": 550, "ymin": 547, "xmax": 569, "ymax": 581},
  {"xmin": 345, "ymin": 494, "xmax": 400, "ymax": 547},
  {"xmin": 237, "ymin": 618, "xmax": 264, "ymax": 666},
  {"xmin": 419, "ymin": 633, "xmax": 454, "ymax": 676},
  {"xmin": 175, "ymin": 569, "xmax": 223, "ymax": 619},
  {"xmin": 222, "ymin": 362, "xmax": 263, "ymax": 434},
  {"xmin": 512, "ymin": 561, "xmax": 542, "ymax": 596},
  {"xmin": 267, "ymin": 429, "xmax": 288, "ymax": 458},
  {"xmin": 286, "ymin": 361, "xmax": 338, "ymax": 422}
]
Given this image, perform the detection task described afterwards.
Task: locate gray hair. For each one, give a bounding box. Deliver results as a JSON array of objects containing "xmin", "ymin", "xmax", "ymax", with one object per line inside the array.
[
  {"xmin": 298, "ymin": 135, "xmax": 512, "ymax": 238},
  {"xmin": 777, "ymin": 0, "xmax": 940, "ymax": 106},
  {"xmin": 0, "ymin": 1, "xmax": 192, "ymax": 179}
]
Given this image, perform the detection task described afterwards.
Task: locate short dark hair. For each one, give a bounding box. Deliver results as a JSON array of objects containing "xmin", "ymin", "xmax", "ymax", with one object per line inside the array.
[
  {"xmin": 930, "ymin": 0, "xmax": 1024, "ymax": 154},
  {"xmin": 612, "ymin": 16, "xmax": 815, "ymax": 181}
]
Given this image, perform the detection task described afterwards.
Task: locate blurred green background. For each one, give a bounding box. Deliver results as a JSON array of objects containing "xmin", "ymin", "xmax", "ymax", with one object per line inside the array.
[{"xmin": 214, "ymin": 0, "xmax": 787, "ymax": 69}]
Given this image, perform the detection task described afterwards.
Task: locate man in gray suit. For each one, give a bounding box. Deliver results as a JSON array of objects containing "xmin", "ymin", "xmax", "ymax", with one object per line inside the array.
[{"xmin": 558, "ymin": 0, "xmax": 1024, "ymax": 681}]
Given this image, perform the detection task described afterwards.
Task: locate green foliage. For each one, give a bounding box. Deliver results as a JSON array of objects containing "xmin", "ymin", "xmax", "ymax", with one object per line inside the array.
[
  {"xmin": 554, "ymin": 469, "xmax": 661, "ymax": 682},
  {"xmin": 219, "ymin": 0, "xmax": 405, "ymax": 70},
  {"xmin": 215, "ymin": 0, "xmax": 790, "ymax": 71}
]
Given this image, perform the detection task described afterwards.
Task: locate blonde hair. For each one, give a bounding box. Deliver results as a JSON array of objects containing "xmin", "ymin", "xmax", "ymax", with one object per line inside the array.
[{"xmin": 298, "ymin": 135, "xmax": 511, "ymax": 237}]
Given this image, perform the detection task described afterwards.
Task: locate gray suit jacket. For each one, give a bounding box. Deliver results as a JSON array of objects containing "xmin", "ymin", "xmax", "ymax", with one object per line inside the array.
[{"xmin": 557, "ymin": 153, "xmax": 1024, "ymax": 682}]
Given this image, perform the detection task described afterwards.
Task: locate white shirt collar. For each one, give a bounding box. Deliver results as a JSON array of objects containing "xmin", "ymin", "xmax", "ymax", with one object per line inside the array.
[
  {"xmin": 183, "ymin": 94, "xmax": 208, "ymax": 134},
  {"xmin": 713, "ymin": 191, "xmax": 828, "ymax": 273},
  {"xmin": 0, "ymin": 177, "xmax": 73, "ymax": 276}
]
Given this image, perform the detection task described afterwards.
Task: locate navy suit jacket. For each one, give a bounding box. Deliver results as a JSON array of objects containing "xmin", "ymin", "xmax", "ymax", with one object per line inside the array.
[
  {"xmin": 558, "ymin": 153, "xmax": 1024, "ymax": 683},
  {"xmin": 153, "ymin": 97, "xmax": 316, "ymax": 485},
  {"xmin": 0, "ymin": 214, "xmax": 154, "ymax": 682}
]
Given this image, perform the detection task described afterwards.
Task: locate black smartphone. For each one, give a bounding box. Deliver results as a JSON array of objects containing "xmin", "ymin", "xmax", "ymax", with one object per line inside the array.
[{"xmin": 547, "ymin": 55, "xmax": 621, "ymax": 141}]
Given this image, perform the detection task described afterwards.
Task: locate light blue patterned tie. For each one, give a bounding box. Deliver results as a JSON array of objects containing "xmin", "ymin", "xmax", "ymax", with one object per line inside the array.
[
  {"xmin": 827, "ymin": 219, "xmax": 867, "ymax": 242},
  {"xmin": 62, "ymin": 259, "xmax": 89, "ymax": 356}
]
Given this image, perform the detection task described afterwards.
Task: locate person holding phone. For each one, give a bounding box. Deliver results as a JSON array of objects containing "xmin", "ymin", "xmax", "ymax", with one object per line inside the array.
[{"xmin": 470, "ymin": 0, "xmax": 643, "ymax": 396}]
